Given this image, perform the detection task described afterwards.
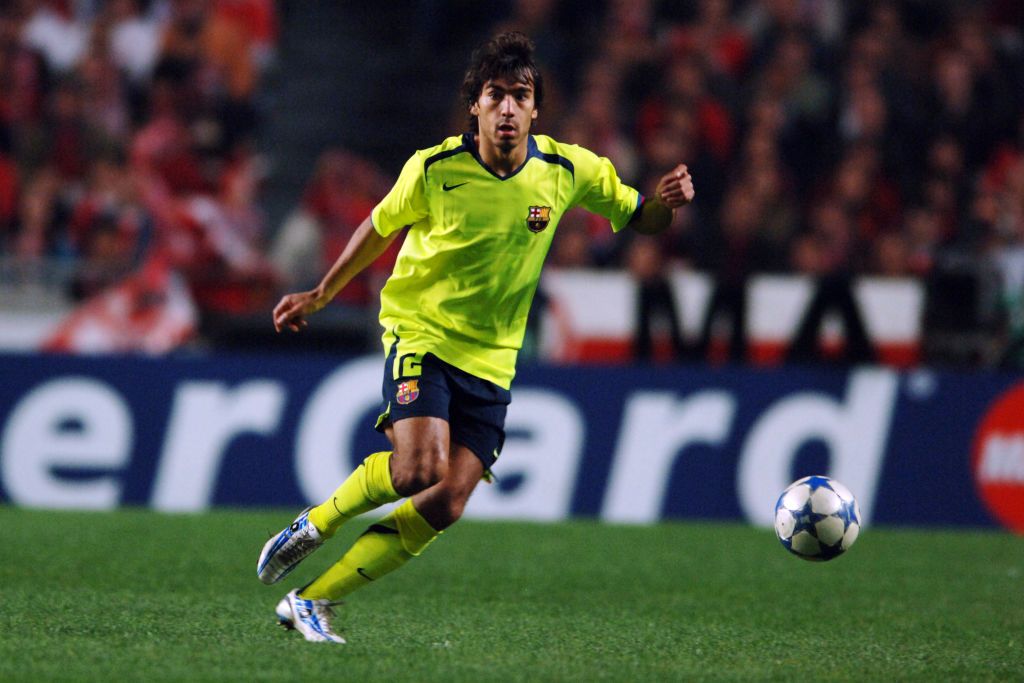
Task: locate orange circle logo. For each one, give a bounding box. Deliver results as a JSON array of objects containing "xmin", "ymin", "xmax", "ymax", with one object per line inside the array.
[{"xmin": 972, "ymin": 383, "xmax": 1024, "ymax": 533}]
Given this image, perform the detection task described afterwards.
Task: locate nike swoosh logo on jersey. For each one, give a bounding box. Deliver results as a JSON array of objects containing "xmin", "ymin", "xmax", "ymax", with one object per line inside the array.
[{"xmin": 443, "ymin": 181, "xmax": 469, "ymax": 191}]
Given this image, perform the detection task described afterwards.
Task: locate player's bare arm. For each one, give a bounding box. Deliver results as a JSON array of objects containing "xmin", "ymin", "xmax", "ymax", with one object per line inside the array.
[
  {"xmin": 628, "ymin": 164, "xmax": 695, "ymax": 235},
  {"xmin": 272, "ymin": 215, "xmax": 397, "ymax": 332}
]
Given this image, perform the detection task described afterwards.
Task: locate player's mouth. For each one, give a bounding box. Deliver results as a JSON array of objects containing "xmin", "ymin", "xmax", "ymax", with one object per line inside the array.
[{"xmin": 497, "ymin": 123, "xmax": 516, "ymax": 137}]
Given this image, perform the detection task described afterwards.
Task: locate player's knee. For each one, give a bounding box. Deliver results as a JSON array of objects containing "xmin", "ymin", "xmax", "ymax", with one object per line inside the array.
[
  {"xmin": 428, "ymin": 489, "xmax": 469, "ymax": 530},
  {"xmin": 442, "ymin": 495, "xmax": 467, "ymax": 527},
  {"xmin": 391, "ymin": 444, "xmax": 448, "ymax": 495}
]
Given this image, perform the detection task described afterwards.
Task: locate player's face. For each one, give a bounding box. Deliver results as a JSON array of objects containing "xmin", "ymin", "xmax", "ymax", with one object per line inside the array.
[{"xmin": 471, "ymin": 76, "xmax": 538, "ymax": 153}]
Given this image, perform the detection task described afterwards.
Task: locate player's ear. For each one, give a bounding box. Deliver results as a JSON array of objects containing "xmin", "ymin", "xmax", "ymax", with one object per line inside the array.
[
  {"xmin": 470, "ymin": 101, "xmax": 480, "ymax": 117},
  {"xmin": 531, "ymin": 108, "xmax": 538, "ymax": 120}
]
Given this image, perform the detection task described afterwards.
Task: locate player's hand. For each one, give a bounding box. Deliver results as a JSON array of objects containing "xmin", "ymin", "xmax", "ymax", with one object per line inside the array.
[
  {"xmin": 656, "ymin": 164, "xmax": 695, "ymax": 209},
  {"xmin": 272, "ymin": 290, "xmax": 325, "ymax": 333}
]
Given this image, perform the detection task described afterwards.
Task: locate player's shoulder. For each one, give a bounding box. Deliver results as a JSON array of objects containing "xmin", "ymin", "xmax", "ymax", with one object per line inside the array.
[
  {"xmin": 414, "ymin": 134, "xmax": 473, "ymax": 174},
  {"xmin": 531, "ymin": 134, "xmax": 602, "ymax": 173},
  {"xmin": 532, "ymin": 134, "xmax": 598, "ymax": 158}
]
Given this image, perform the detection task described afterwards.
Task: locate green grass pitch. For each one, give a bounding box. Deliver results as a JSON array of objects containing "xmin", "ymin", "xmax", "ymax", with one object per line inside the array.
[{"xmin": 2, "ymin": 507, "xmax": 1022, "ymax": 682}]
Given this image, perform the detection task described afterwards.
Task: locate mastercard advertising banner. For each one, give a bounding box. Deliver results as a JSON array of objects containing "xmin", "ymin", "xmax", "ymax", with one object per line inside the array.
[{"xmin": 0, "ymin": 353, "xmax": 1021, "ymax": 533}]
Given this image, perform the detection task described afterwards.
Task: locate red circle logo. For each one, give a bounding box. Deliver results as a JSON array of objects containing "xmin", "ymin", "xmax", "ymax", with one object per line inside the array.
[{"xmin": 972, "ymin": 382, "xmax": 1024, "ymax": 533}]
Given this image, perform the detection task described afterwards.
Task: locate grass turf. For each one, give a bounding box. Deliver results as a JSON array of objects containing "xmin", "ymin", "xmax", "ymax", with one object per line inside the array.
[{"xmin": 1, "ymin": 507, "xmax": 1022, "ymax": 682}]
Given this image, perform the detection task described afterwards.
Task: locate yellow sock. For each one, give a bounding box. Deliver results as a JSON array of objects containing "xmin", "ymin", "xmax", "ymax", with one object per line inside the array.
[
  {"xmin": 307, "ymin": 451, "xmax": 399, "ymax": 538},
  {"xmin": 300, "ymin": 499, "xmax": 440, "ymax": 600}
]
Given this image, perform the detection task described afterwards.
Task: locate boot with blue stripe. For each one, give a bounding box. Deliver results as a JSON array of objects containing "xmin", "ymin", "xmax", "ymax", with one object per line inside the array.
[{"xmin": 257, "ymin": 507, "xmax": 323, "ymax": 584}]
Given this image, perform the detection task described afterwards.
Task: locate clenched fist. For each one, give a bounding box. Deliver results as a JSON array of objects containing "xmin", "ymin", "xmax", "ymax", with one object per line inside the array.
[{"xmin": 655, "ymin": 164, "xmax": 695, "ymax": 208}]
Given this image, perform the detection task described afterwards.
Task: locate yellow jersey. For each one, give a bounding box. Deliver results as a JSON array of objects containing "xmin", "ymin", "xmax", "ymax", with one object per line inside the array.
[{"xmin": 371, "ymin": 133, "xmax": 641, "ymax": 388}]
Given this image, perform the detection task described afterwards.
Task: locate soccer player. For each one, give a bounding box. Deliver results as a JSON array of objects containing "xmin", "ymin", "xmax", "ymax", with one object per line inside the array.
[{"xmin": 258, "ymin": 31, "xmax": 695, "ymax": 643}]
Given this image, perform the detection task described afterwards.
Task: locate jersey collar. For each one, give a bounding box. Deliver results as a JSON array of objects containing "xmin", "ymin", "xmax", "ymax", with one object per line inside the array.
[{"xmin": 463, "ymin": 133, "xmax": 540, "ymax": 181}]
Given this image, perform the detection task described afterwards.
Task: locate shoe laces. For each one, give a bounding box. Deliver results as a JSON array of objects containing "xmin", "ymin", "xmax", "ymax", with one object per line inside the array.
[
  {"xmin": 279, "ymin": 526, "xmax": 319, "ymax": 565},
  {"xmin": 299, "ymin": 597, "xmax": 344, "ymax": 635}
]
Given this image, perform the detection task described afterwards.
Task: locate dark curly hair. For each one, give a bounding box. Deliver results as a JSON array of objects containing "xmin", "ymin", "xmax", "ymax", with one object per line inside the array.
[{"xmin": 460, "ymin": 31, "xmax": 543, "ymax": 132}]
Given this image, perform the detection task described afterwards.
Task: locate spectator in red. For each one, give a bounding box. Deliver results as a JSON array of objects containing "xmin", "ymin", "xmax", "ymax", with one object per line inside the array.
[
  {"xmin": 666, "ymin": 0, "xmax": 751, "ymax": 81},
  {"xmin": 213, "ymin": 0, "xmax": 277, "ymax": 69},
  {"xmin": 636, "ymin": 55, "xmax": 735, "ymax": 166},
  {"xmin": 0, "ymin": 137, "xmax": 18, "ymax": 248}
]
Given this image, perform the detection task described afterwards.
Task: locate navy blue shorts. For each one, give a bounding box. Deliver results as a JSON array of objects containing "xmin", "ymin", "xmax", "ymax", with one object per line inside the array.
[{"xmin": 374, "ymin": 344, "xmax": 511, "ymax": 471}]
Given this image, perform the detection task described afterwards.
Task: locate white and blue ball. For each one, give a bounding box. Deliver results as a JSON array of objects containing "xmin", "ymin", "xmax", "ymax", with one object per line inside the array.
[{"xmin": 773, "ymin": 476, "xmax": 861, "ymax": 561}]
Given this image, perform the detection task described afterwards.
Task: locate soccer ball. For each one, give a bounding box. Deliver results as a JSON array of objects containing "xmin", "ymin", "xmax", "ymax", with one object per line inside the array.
[{"xmin": 773, "ymin": 476, "xmax": 861, "ymax": 561}]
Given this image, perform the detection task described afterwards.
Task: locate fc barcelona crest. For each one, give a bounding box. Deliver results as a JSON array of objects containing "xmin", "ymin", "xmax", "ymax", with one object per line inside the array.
[
  {"xmin": 526, "ymin": 205, "xmax": 551, "ymax": 233},
  {"xmin": 396, "ymin": 379, "xmax": 420, "ymax": 405}
]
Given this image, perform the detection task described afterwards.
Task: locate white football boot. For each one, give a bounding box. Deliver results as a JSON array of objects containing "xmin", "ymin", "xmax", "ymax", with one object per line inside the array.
[
  {"xmin": 257, "ymin": 507, "xmax": 323, "ymax": 584},
  {"xmin": 275, "ymin": 589, "xmax": 346, "ymax": 644}
]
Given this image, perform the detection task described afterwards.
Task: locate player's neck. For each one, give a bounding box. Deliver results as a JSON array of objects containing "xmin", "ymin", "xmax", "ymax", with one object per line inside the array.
[{"xmin": 474, "ymin": 134, "xmax": 528, "ymax": 178}]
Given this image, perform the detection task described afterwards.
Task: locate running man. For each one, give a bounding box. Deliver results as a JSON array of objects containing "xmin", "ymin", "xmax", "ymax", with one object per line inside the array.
[{"xmin": 258, "ymin": 31, "xmax": 695, "ymax": 643}]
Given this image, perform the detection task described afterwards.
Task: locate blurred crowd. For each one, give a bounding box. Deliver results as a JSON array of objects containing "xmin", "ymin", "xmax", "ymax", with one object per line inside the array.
[
  {"xmin": 2, "ymin": 0, "xmax": 1024, "ymax": 364},
  {"xmin": 0, "ymin": 0, "xmax": 277, "ymax": 351}
]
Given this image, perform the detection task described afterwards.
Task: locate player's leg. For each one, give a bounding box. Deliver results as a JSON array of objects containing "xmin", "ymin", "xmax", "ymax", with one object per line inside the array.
[
  {"xmin": 273, "ymin": 354, "xmax": 505, "ymax": 641},
  {"xmin": 271, "ymin": 416, "xmax": 455, "ymax": 643},
  {"xmin": 275, "ymin": 444, "xmax": 479, "ymax": 643},
  {"xmin": 256, "ymin": 443, "xmax": 403, "ymax": 585},
  {"xmin": 410, "ymin": 443, "xmax": 484, "ymax": 529},
  {"xmin": 304, "ymin": 451, "xmax": 399, "ymax": 538},
  {"xmin": 304, "ymin": 344, "xmax": 453, "ymax": 538},
  {"xmin": 258, "ymin": 347, "xmax": 449, "ymax": 585},
  {"xmin": 293, "ymin": 359, "xmax": 504, "ymax": 603},
  {"xmin": 305, "ymin": 415, "xmax": 448, "ymax": 539},
  {"xmin": 296, "ymin": 443, "xmax": 481, "ymax": 600},
  {"xmin": 256, "ymin": 415, "xmax": 448, "ymax": 585}
]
